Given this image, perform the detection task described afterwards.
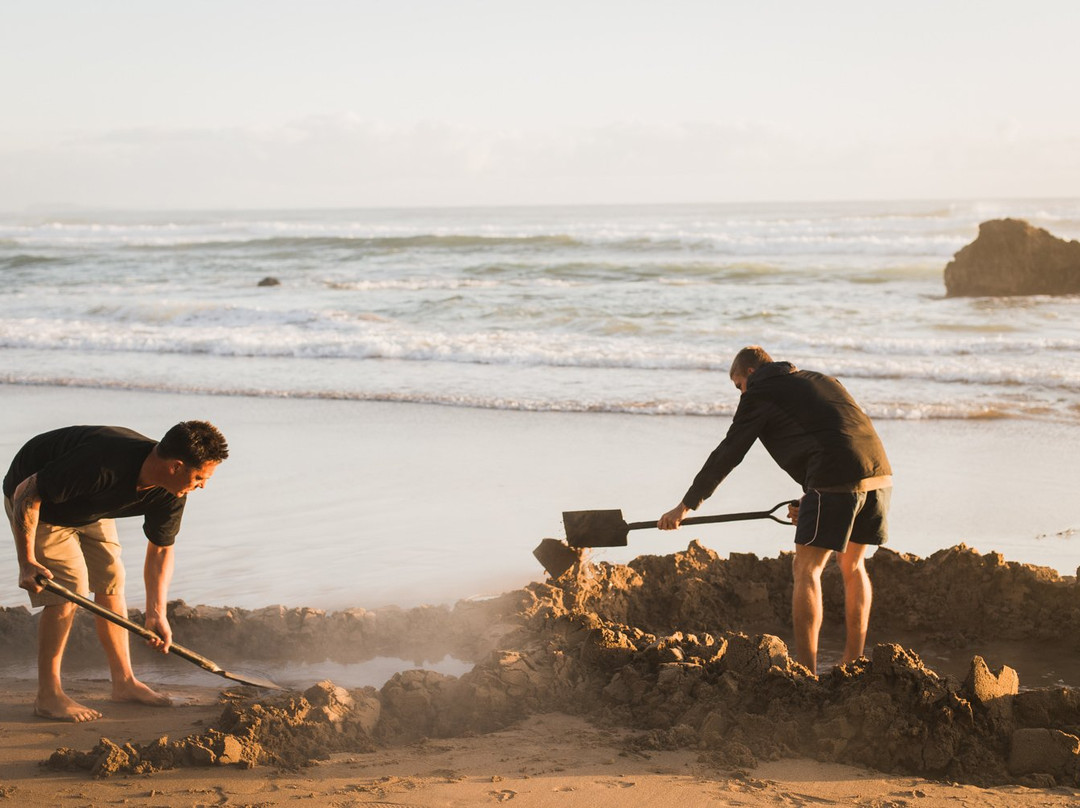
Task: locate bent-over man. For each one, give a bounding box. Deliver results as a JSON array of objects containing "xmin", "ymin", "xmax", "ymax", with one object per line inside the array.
[
  {"xmin": 4, "ymin": 421, "xmax": 228, "ymax": 721},
  {"xmin": 658, "ymin": 346, "xmax": 891, "ymax": 675}
]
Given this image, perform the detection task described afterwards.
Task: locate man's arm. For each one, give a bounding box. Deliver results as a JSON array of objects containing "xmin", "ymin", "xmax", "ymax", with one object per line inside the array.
[
  {"xmin": 9, "ymin": 474, "xmax": 52, "ymax": 593},
  {"xmin": 659, "ymin": 396, "xmax": 767, "ymax": 530},
  {"xmin": 143, "ymin": 543, "xmax": 175, "ymax": 653}
]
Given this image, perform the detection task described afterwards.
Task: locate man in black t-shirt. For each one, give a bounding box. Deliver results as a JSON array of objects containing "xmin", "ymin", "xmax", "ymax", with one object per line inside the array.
[{"xmin": 4, "ymin": 421, "xmax": 228, "ymax": 722}]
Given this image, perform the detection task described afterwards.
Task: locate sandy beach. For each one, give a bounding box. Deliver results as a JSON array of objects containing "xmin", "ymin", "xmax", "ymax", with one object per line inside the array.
[
  {"xmin": 5, "ymin": 0, "xmax": 1080, "ymax": 802},
  {"xmin": 5, "ymin": 542, "xmax": 1080, "ymax": 806},
  {"xmin": 2, "ymin": 677, "xmax": 1077, "ymax": 808},
  {"xmin": 4, "ymin": 383, "xmax": 1080, "ymax": 804}
]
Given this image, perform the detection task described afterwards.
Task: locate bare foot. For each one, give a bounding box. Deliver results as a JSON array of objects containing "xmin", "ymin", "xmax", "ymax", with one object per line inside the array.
[
  {"xmin": 111, "ymin": 678, "xmax": 173, "ymax": 707},
  {"xmin": 34, "ymin": 693, "xmax": 103, "ymax": 723}
]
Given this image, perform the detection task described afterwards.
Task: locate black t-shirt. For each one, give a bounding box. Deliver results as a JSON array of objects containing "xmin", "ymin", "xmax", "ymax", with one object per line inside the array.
[{"xmin": 3, "ymin": 425, "xmax": 185, "ymax": 547}]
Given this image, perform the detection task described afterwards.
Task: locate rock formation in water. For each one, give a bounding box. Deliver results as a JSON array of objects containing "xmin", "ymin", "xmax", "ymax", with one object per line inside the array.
[{"xmin": 944, "ymin": 218, "xmax": 1080, "ymax": 297}]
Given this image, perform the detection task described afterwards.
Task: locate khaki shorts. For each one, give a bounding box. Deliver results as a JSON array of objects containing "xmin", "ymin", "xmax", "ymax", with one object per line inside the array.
[{"xmin": 4, "ymin": 497, "xmax": 125, "ymax": 608}]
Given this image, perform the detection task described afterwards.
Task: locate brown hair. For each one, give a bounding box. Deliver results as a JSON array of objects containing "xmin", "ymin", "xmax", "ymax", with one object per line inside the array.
[
  {"xmin": 157, "ymin": 421, "xmax": 229, "ymax": 466},
  {"xmin": 729, "ymin": 345, "xmax": 773, "ymax": 378}
]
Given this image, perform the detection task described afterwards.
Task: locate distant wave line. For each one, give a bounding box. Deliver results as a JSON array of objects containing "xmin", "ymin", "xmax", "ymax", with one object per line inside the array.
[
  {"xmin": 125, "ymin": 233, "xmax": 584, "ymax": 252},
  {"xmin": 2, "ymin": 229, "xmax": 965, "ymax": 257},
  {"xmin": 0, "ymin": 375, "xmax": 1057, "ymax": 422},
  {"xmin": 0, "ymin": 254, "xmax": 62, "ymax": 269},
  {"xmin": 3, "ymin": 330, "xmax": 1080, "ymax": 390}
]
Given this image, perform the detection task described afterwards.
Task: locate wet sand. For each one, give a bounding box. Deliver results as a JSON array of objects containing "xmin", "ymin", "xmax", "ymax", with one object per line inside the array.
[{"xmin": 2, "ymin": 383, "xmax": 1079, "ymax": 610}]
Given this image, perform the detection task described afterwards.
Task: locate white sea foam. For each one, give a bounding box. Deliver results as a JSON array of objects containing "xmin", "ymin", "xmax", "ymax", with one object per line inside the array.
[
  {"xmin": 1, "ymin": 373, "xmax": 1030, "ymax": 421},
  {"xmin": 3, "ymin": 199, "xmax": 1080, "ymax": 422}
]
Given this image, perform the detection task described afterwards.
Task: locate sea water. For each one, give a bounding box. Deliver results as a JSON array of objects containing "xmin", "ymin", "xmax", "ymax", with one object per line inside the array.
[{"xmin": 3, "ymin": 199, "xmax": 1080, "ymax": 423}]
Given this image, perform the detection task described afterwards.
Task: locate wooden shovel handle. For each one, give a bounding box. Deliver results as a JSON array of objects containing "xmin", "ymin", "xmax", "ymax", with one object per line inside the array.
[{"xmin": 35, "ymin": 576, "xmax": 223, "ymax": 674}]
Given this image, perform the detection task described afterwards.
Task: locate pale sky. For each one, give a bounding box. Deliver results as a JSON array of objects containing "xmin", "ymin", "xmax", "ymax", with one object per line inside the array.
[{"xmin": 1, "ymin": 1, "xmax": 1078, "ymax": 210}]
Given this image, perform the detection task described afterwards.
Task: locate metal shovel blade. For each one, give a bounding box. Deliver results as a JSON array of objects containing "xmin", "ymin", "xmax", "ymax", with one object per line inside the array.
[
  {"xmin": 532, "ymin": 538, "xmax": 583, "ymax": 578},
  {"xmin": 37, "ymin": 577, "xmax": 286, "ymax": 690},
  {"xmin": 562, "ymin": 509, "xmax": 632, "ymax": 548},
  {"xmin": 211, "ymin": 667, "xmax": 284, "ymax": 691}
]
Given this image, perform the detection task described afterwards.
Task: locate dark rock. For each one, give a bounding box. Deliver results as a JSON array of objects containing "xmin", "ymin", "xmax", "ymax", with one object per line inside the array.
[
  {"xmin": 257, "ymin": 276, "xmax": 281, "ymax": 287},
  {"xmin": 944, "ymin": 218, "xmax": 1080, "ymax": 297}
]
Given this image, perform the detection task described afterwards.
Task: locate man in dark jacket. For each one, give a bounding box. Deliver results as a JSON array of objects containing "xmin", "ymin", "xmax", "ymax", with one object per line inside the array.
[
  {"xmin": 659, "ymin": 346, "xmax": 891, "ymax": 675},
  {"xmin": 5, "ymin": 421, "xmax": 228, "ymax": 721}
]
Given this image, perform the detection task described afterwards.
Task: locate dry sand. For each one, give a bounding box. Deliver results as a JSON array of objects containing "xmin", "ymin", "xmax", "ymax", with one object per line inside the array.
[
  {"xmin": 1, "ymin": 677, "xmax": 1073, "ymax": 808},
  {"xmin": 4, "ymin": 542, "xmax": 1080, "ymax": 806}
]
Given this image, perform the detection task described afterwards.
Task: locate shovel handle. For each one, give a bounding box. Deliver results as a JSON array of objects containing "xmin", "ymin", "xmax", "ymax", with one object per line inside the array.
[
  {"xmin": 626, "ymin": 499, "xmax": 797, "ymax": 532},
  {"xmin": 35, "ymin": 576, "xmax": 223, "ymax": 674}
]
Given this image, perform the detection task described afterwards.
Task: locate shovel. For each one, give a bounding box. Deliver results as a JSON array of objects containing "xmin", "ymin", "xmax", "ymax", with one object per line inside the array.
[
  {"xmin": 37, "ymin": 576, "xmax": 285, "ymax": 691},
  {"xmin": 533, "ymin": 500, "xmax": 797, "ymax": 579},
  {"xmin": 563, "ymin": 499, "xmax": 797, "ymax": 548}
]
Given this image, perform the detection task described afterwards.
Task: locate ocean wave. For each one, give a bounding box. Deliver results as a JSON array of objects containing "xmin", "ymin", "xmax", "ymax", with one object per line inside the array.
[
  {"xmin": 0, "ymin": 254, "xmax": 60, "ymax": 269},
  {"xmin": 1, "ymin": 222, "xmax": 969, "ymax": 258},
  {"xmin": 2, "ymin": 374, "xmax": 1071, "ymax": 423},
  {"xmin": 126, "ymin": 233, "xmax": 585, "ymax": 252},
  {"xmin": 324, "ymin": 277, "xmax": 500, "ymax": 292},
  {"xmin": 800, "ymin": 333, "xmax": 1080, "ymax": 356},
  {"xmin": 4, "ymin": 318, "xmax": 1080, "ymax": 392}
]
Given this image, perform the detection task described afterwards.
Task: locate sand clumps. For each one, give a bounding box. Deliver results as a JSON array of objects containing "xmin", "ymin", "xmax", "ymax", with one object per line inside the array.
[
  {"xmin": 19, "ymin": 541, "xmax": 1080, "ymax": 787},
  {"xmin": 47, "ymin": 681, "xmax": 379, "ymax": 776}
]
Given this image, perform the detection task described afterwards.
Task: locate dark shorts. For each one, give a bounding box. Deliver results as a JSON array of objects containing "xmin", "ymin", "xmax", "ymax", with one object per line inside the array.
[{"xmin": 794, "ymin": 487, "xmax": 891, "ymax": 553}]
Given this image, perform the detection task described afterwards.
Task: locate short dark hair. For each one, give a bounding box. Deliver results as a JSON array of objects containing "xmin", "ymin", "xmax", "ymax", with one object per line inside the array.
[
  {"xmin": 729, "ymin": 345, "xmax": 773, "ymax": 378},
  {"xmin": 157, "ymin": 421, "xmax": 229, "ymax": 466}
]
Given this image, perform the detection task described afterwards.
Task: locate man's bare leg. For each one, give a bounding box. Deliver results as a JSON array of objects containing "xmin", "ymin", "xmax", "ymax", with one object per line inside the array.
[
  {"xmin": 791, "ymin": 544, "xmax": 834, "ymax": 675},
  {"xmin": 835, "ymin": 542, "xmax": 872, "ymax": 665},
  {"xmin": 36, "ymin": 602, "xmax": 102, "ymax": 722},
  {"xmin": 94, "ymin": 592, "xmax": 172, "ymax": 706}
]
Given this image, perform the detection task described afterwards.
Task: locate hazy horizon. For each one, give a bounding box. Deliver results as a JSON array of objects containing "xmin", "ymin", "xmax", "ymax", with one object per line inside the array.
[
  {"xmin": 3, "ymin": 1, "xmax": 1078, "ymax": 211},
  {"xmin": 8, "ymin": 195, "xmax": 1080, "ymax": 218}
]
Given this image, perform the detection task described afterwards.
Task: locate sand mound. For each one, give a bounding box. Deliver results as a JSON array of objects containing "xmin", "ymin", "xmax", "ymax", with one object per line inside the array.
[
  {"xmin": 23, "ymin": 542, "xmax": 1080, "ymax": 787},
  {"xmin": 46, "ymin": 680, "xmax": 379, "ymax": 776}
]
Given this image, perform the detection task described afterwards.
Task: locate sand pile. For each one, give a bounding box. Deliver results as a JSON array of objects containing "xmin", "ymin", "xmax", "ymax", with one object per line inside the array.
[
  {"xmin": 3, "ymin": 541, "xmax": 1075, "ymax": 665},
  {"xmin": 17, "ymin": 542, "xmax": 1080, "ymax": 786},
  {"xmin": 0, "ymin": 593, "xmax": 519, "ymax": 668},
  {"xmin": 47, "ymin": 680, "xmax": 379, "ymax": 776},
  {"xmin": 545, "ymin": 541, "xmax": 1078, "ymax": 644}
]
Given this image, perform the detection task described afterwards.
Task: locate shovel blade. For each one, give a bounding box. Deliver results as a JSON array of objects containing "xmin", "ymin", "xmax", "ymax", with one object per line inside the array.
[
  {"xmin": 533, "ymin": 538, "xmax": 582, "ymax": 579},
  {"xmin": 219, "ymin": 669, "xmax": 287, "ymax": 690},
  {"xmin": 562, "ymin": 509, "xmax": 630, "ymax": 548}
]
